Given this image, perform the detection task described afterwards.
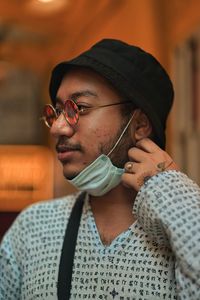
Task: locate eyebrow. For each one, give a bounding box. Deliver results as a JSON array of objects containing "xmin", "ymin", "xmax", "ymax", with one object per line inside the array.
[{"xmin": 55, "ymin": 90, "xmax": 98, "ymax": 104}]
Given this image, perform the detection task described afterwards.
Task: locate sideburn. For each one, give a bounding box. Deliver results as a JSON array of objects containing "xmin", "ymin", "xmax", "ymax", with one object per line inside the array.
[
  {"xmin": 99, "ymin": 117, "xmax": 135, "ymax": 169},
  {"xmin": 110, "ymin": 129, "xmax": 134, "ymax": 168}
]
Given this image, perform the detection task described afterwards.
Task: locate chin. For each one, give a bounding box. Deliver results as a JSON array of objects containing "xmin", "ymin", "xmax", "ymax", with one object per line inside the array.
[
  {"xmin": 61, "ymin": 156, "xmax": 96, "ymax": 180},
  {"xmin": 63, "ymin": 169, "xmax": 79, "ymax": 180},
  {"xmin": 62, "ymin": 163, "xmax": 84, "ymax": 180}
]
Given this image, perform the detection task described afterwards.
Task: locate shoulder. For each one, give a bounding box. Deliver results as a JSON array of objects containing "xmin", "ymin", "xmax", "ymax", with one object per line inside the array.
[
  {"xmin": 18, "ymin": 192, "xmax": 80, "ymax": 224},
  {"xmin": 2, "ymin": 192, "xmax": 81, "ymax": 243},
  {"xmin": 21, "ymin": 192, "xmax": 78, "ymax": 217}
]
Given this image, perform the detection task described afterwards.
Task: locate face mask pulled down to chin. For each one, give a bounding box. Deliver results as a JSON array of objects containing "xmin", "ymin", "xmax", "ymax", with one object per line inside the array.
[
  {"xmin": 68, "ymin": 114, "xmax": 135, "ymax": 196},
  {"xmin": 68, "ymin": 154, "xmax": 124, "ymax": 196}
]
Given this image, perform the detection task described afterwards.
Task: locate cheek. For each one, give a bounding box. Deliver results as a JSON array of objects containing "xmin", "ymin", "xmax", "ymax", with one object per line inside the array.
[
  {"xmin": 93, "ymin": 128, "xmax": 111, "ymax": 139},
  {"xmin": 83, "ymin": 116, "xmax": 114, "ymax": 140},
  {"xmin": 79, "ymin": 123, "xmax": 113, "ymax": 156}
]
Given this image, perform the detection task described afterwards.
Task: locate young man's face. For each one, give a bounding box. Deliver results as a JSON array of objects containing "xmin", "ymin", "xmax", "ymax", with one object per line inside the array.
[{"xmin": 50, "ymin": 67, "xmax": 133, "ymax": 180}]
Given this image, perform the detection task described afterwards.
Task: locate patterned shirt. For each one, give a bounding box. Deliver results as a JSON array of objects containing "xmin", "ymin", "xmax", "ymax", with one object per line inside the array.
[{"xmin": 0, "ymin": 171, "xmax": 200, "ymax": 299}]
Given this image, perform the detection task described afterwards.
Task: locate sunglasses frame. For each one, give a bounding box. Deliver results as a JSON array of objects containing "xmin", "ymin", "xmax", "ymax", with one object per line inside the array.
[{"xmin": 41, "ymin": 99, "xmax": 132, "ymax": 128}]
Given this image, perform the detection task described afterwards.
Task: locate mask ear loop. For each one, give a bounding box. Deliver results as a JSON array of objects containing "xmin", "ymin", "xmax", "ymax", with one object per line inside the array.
[{"xmin": 107, "ymin": 111, "xmax": 136, "ymax": 157}]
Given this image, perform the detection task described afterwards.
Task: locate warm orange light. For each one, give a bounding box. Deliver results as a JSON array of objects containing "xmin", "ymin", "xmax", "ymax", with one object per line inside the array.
[
  {"xmin": 26, "ymin": 0, "xmax": 68, "ymax": 14},
  {"xmin": 0, "ymin": 146, "xmax": 54, "ymax": 211},
  {"xmin": 37, "ymin": 0, "xmax": 55, "ymax": 3}
]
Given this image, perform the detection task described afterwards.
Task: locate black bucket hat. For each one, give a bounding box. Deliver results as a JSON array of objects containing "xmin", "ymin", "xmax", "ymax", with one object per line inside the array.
[{"xmin": 49, "ymin": 38, "xmax": 174, "ymax": 149}]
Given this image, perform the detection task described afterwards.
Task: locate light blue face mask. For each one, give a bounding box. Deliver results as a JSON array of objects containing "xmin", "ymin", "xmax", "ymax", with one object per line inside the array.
[
  {"xmin": 68, "ymin": 113, "xmax": 135, "ymax": 196},
  {"xmin": 69, "ymin": 154, "xmax": 124, "ymax": 196}
]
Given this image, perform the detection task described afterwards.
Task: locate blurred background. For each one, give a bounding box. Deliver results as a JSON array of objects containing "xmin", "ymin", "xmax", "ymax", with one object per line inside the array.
[{"xmin": 0, "ymin": 0, "xmax": 200, "ymax": 238}]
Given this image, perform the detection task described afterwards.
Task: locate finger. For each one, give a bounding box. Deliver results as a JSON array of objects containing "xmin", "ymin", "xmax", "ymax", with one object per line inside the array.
[
  {"xmin": 121, "ymin": 173, "xmax": 137, "ymax": 190},
  {"xmin": 124, "ymin": 162, "xmax": 134, "ymax": 173},
  {"xmin": 136, "ymin": 138, "xmax": 161, "ymax": 153},
  {"xmin": 128, "ymin": 147, "xmax": 147, "ymax": 162},
  {"xmin": 124, "ymin": 161, "xmax": 140, "ymax": 173}
]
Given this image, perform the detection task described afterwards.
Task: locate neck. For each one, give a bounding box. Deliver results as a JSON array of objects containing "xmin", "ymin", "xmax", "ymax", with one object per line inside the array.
[{"xmin": 89, "ymin": 184, "xmax": 137, "ymax": 245}]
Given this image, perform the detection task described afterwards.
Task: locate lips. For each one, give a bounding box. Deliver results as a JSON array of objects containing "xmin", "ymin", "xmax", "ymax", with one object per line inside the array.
[
  {"xmin": 56, "ymin": 144, "xmax": 81, "ymax": 162},
  {"xmin": 57, "ymin": 151, "xmax": 77, "ymax": 162},
  {"xmin": 57, "ymin": 145, "xmax": 77, "ymax": 153}
]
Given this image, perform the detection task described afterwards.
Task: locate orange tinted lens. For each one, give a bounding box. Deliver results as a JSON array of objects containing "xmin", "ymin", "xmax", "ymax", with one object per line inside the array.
[
  {"xmin": 43, "ymin": 105, "xmax": 56, "ymax": 127},
  {"xmin": 64, "ymin": 100, "xmax": 79, "ymax": 125}
]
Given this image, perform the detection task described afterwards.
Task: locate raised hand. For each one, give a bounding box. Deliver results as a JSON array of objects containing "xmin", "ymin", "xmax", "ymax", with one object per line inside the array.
[{"xmin": 122, "ymin": 138, "xmax": 179, "ymax": 191}]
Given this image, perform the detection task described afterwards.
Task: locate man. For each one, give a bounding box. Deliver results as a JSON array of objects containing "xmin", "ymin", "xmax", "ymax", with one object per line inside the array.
[{"xmin": 1, "ymin": 39, "xmax": 200, "ymax": 299}]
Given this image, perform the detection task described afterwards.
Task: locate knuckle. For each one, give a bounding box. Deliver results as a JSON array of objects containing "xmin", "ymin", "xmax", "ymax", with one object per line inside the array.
[{"xmin": 128, "ymin": 148, "xmax": 134, "ymax": 157}]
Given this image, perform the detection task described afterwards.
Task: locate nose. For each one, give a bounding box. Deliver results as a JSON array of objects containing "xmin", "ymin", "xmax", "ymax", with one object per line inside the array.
[{"xmin": 50, "ymin": 113, "xmax": 75, "ymax": 138}]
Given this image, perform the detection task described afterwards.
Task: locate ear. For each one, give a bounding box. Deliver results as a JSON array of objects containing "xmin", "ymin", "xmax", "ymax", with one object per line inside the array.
[{"xmin": 130, "ymin": 109, "xmax": 152, "ymax": 142}]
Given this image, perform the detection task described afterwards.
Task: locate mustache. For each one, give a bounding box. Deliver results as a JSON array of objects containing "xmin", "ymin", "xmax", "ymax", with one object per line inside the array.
[{"xmin": 56, "ymin": 137, "xmax": 82, "ymax": 153}]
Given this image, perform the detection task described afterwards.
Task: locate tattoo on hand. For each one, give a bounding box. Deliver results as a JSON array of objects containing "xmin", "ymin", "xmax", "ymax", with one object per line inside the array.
[{"xmin": 157, "ymin": 160, "xmax": 173, "ymax": 172}]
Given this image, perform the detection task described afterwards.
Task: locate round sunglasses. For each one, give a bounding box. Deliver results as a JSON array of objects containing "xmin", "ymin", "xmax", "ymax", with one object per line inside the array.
[{"xmin": 41, "ymin": 99, "xmax": 131, "ymax": 128}]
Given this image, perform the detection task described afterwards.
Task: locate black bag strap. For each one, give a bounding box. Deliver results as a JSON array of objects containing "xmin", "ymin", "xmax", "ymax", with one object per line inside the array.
[{"xmin": 57, "ymin": 192, "xmax": 86, "ymax": 300}]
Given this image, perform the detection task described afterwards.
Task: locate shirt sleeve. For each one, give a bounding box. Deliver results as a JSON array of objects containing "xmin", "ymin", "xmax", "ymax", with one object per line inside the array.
[
  {"xmin": 133, "ymin": 170, "xmax": 200, "ymax": 299},
  {"xmin": 0, "ymin": 214, "xmax": 25, "ymax": 300}
]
